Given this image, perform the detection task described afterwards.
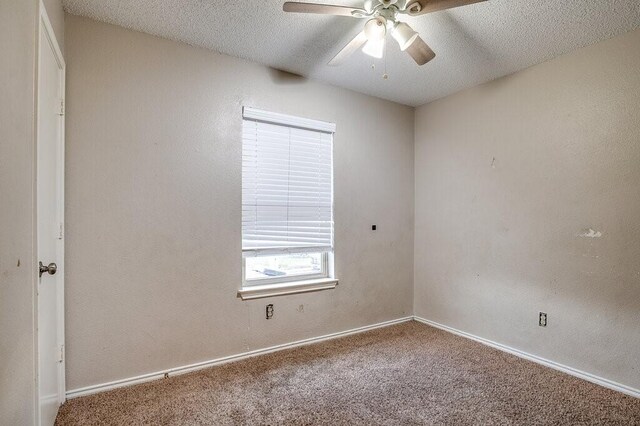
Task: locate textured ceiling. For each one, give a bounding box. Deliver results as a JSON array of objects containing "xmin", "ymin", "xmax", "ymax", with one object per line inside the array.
[{"xmin": 63, "ymin": 0, "xmax": 640, "ymax": 106}]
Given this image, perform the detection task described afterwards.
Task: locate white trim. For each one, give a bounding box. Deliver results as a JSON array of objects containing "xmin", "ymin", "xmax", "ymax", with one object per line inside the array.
[
  {"xmin": 413, "ymin": 316, "xmax": 640, "ymax": 399},
  {"xmin": 36, "ymin": 2, "xmax": 66, "ymax": 424},
  {"xmin": 242, "ymin": 106, "xmax": 336, "ymax": 133},
  {"xmin": 242, "ymin": 246, "xmax": 333, "ymax": 256},
  {"xmin": 242, "ymin": 251, "xmax": 330, "ymax": 288},
  {"xmin": 66, "ymin": 316, "xmax": 412, "ymax": 399},
  {"xmin": 238, "ymin": 277, "xmax": 338, "ymax": 300},
  {"xmin": 65, "ymin": 316, "xmax": 639, "ymax": 400},
  {"xmin": 39, "ymin": 1, "xmax": 65, "ymax": 69}
]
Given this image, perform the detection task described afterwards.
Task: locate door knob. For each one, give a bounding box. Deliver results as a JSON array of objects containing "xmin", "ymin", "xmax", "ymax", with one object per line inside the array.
[{"xmin": 39, "ymin": 261, "xmax": 57, "ymax": 277}]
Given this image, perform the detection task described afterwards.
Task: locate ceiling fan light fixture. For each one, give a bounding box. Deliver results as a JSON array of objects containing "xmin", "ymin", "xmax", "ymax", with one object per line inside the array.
[
  {"xmin": 392, "ymin": 22, "xmax": 419, "ymax": 51},
  {"xmin": 362, "ymin": 38, "xmax": 385, "ymax": 58},
  {"xmin": 363, "ymin": 0, "xmax": 374, "ymax": 12},
  {"xmin": 363, "ymin": 17, "xmax": 387, "ymax": 41},
  {"xmin": 283, "ymin": 0, "xmax": 487, "ymax": 67}
]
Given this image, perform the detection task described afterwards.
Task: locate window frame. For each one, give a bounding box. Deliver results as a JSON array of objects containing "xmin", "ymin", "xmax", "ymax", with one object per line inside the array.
[
  {"xmin": 239, "ymin": 107, "xmax": 337, "ymax": 297},
  {"xmin": 241, "ymin": 251, "xmax": 330, "ymax": 287}
]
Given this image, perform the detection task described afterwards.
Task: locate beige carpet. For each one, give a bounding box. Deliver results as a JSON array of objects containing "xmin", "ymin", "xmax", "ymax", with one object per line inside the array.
[{"xmin": 56, "ymin": 321, "xmax": 640, "ymax": 425}]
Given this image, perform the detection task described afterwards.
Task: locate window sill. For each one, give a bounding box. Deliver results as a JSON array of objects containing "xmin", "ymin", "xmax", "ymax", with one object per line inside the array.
[{"xmin": 238, "ymin": 278, "xmax": 338, "ymax": 300}]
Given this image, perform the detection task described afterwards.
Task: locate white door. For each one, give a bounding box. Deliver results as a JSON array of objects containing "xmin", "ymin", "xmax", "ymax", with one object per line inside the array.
[{"xmin": 37, "ymin": 6, "xmax": 65, "ymax": 426}]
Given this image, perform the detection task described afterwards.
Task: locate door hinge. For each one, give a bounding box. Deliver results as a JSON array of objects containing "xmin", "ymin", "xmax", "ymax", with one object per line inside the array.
[
  {"xmin": 58, "ymin": 345, "xmax": 64, "ymax": 363},
  {"xmin": 58, "ymin": 99, "xmax": 65, "ymax": 116},
  {"xmin": 57, "ymin": 222, "xmax": 64, "ymax": 240}
]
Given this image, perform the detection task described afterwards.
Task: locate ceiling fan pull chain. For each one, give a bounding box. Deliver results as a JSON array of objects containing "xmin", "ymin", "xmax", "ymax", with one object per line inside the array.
[
  {"xmin": 383, "ymin": 41, "xmax": 389, "ymax": 80},
  {"xmin": 283, "ymin": 0, "xmax": 486, "ymax": 67}
]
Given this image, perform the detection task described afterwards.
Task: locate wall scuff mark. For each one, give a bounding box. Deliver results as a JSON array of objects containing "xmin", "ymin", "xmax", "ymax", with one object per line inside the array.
[{"xmin": 578, "ymin": 228, "xmax": 602, "ymax": 238}]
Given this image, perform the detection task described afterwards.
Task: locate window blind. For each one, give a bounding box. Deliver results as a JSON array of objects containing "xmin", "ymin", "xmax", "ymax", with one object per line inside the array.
[{"xmin": 242, "ymin": 107, "xmax": 335, "ymax": 255}]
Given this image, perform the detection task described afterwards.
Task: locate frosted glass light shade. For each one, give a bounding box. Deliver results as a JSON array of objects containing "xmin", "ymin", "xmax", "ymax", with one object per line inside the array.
[
  {"xmin": 392, "ymin": 22, "xmax": 419, "ymax": 51},
  {"xmin": 362, "ymin": 39, "xmax": 385, "ymax": 58},
  {"xmin": 364, "ymin": 17, "xmax": 386, "ymax": 41}
]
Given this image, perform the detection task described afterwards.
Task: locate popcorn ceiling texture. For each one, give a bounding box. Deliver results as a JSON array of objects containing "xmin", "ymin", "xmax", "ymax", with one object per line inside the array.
[{"xmin": 62, "ymin": 0, "xmax": 640, "ymax": 106}]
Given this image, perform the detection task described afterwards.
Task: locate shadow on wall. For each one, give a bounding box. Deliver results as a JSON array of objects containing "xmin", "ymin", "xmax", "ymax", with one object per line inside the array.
[{"xmin": 267, "ymin": 68, "xmax": 309, "ymax": 85}]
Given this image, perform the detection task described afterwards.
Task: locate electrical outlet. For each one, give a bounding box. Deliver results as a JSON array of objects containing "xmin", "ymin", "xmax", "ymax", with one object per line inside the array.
[
  {"xmin": 539, "ymin": 312, "xmax": 547, "ymax": 327},
  {"xmin": 266, "ymin": 304, "xmax": 274, "ymax": 320}
]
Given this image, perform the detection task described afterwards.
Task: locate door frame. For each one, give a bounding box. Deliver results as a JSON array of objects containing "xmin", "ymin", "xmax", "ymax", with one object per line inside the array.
[{"xmin": 35, "ymin": 1, "xmax": 66, "ymax": 423}]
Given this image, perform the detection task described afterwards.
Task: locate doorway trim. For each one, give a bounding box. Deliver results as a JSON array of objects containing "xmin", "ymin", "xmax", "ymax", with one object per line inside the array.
[{"xmin": 35, "ymin": 1, "xmax": 66, "ymax": 424}]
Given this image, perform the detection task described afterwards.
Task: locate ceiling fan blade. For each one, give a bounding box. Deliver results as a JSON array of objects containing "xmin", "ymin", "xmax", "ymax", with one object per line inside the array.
[
  {"xmin": 405, "ymin": 36, "xmax": 436, "ymax": 65},
  {"xmin": 283, "ymin": 2, "xmax": 366, "ymax": 17},
  {"xmin": 328, "ymin": 31, "xmax": 368, "ymax": 66},
  {"xmin": 404, "ymin": 0, "xmax": 486, "ymax": 16}
]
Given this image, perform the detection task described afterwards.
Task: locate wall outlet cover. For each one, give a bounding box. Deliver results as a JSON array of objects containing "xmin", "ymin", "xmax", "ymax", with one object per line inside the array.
[
  {"xmin": 539, "ymin": 312, "xmax": 547, "ymax": 327},
  {"xmin": 266, "ymin": 304, "xmax": 274, "ymax": 320}
]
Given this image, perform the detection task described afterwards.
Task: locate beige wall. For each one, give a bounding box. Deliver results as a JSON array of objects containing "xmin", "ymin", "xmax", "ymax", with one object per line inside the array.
[
  {"xmin": 0, "ymin": 1, "xmax": 37, "ymax": 422},
  {"xmin": 414, "ymin": 29, "xmax": 640, "ymax": 390},
  {"xmin": 64, "ymin": 15, "xmax": 414, "ymax": 390}
]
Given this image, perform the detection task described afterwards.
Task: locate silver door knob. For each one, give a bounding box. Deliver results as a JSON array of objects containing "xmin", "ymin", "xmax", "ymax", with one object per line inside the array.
[{"xmin": 39, "ymin": 261, "xmax": 57, "ymax": 277}]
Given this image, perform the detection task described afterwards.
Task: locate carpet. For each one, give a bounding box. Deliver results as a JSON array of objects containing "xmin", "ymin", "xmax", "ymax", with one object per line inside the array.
[{"xmin": 56, "ymin": 321, "xmax": 640, "ymax": 425}]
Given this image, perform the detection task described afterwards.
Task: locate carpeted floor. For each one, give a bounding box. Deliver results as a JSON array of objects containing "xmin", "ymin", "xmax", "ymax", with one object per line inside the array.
[{"xmin": 56, "ymin": 321, "xmax": 640, "ymax": 425}]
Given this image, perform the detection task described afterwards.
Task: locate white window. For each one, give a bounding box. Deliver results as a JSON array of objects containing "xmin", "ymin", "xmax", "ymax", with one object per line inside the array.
[{"xmin": 241, "ymin": 107, "xmax": 336, "ymax": 297}]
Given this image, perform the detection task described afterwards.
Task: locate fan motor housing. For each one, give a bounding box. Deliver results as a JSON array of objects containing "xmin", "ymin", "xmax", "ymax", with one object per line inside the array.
[{"xmin": 378, "ymin": 7, "xmax": 398, "ymax": 22}]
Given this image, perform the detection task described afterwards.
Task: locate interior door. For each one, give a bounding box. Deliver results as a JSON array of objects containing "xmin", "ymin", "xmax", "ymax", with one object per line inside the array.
[{"xmin": 37, "ymin": 7, "xmax": 65, "ymax": 426}]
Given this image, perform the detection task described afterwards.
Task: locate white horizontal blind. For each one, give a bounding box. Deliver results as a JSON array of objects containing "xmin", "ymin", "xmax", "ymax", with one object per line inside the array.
[{"xmin": 242, "ymin": 108, "xmax": 334, "ymax": 255}]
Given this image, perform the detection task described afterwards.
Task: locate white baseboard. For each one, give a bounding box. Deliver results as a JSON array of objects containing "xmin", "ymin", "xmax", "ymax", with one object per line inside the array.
[
  {"xmin": 413, "ymin": 316, "xmax": 640, "ymax": 399},
  {"xmin": 67, "ymin": 315, "xmax": 639, "ymax": 400},
  {"xmin": 66, "ymin": 316, "xmax": 413, "ymax": 399}
]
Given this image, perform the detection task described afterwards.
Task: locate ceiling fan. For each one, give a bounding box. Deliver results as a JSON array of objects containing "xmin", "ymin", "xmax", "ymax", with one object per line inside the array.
[{"xmin": 283, "ymin": 0, "xmax": 486, "ymax": 66}]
